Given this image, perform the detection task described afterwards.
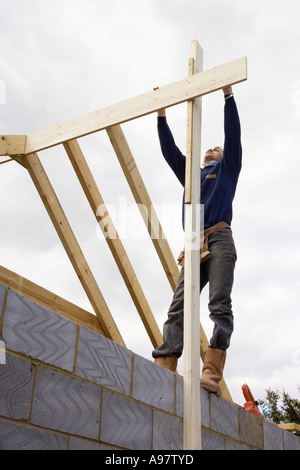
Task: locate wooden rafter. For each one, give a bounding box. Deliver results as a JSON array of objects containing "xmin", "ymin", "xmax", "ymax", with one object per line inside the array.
[
  {"xmin": 22, "ymin": 151, "xmax": 125, "ymax": 347},
  {"xmin": 106, "ymin": 124, "xmax": 179, "ymax": 291},
  {"xmin": 63, "ymin": 139, "xmax": 163, "ymax": 348}
]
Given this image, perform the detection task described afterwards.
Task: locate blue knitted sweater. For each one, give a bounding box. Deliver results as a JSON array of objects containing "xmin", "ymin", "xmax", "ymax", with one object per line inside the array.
[{"xmin": 157, "ymin": 96, "xmax": 242, "ymax": 230}]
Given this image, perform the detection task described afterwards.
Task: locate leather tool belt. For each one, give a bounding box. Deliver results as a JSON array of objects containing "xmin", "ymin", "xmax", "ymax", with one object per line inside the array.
[{"xmin": 177, "ymin": 221, "xmax": 230, "ymax": 267}]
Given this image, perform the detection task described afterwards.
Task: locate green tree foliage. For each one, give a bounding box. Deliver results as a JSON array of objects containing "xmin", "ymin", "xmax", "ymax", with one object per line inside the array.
[{"xmin": 258, "ymin": 386, "xmax": 300, "ymax": 435}]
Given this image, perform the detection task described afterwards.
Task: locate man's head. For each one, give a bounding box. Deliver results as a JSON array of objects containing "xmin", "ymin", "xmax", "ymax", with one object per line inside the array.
[{"xmin": 203, "ymin": 146, "xmax": 223, "ymax": 166}]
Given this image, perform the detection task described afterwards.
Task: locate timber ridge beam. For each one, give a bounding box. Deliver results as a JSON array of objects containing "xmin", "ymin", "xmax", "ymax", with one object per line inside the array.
[
  {"xmin": 0, "ymin": 50, "xmax": 247, "ymax": 408},
  {"xmin": 1, "ymin": 56, "xmax": 247, "ymax": 158}
]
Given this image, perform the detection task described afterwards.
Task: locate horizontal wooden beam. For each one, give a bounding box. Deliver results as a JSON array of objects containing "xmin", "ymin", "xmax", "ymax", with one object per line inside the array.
[
  {"xmin": 278, "ymin": 423, "xmax": 300, "ymax": 433},
  {"xmin": 16, "ymin": 57, "xmax": 246, "ymax": 156},
  {"xmin": 0, "ymin": 135, "xmax": 26, "ymax": 156},
  {"xmin": 0, "ymin": 265, "xmax": 104, "ymax": 335}
]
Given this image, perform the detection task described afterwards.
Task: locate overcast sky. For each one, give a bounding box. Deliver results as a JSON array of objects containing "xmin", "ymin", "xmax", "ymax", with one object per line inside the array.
[{"xmin": 1, "ymin": 0, "xmax": 300, "ymax": 407}]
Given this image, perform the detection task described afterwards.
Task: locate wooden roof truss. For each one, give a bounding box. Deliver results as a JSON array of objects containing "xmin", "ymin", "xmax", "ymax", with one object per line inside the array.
[{"xmin": 0, "ymin": 41, "xmax": 247, "ymax": 447}]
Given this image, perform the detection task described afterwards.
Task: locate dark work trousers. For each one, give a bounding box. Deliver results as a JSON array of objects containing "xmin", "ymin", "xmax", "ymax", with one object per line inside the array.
[{"xmin": 152, "ymin": 227, "xmax": 237, "ymax": 358}]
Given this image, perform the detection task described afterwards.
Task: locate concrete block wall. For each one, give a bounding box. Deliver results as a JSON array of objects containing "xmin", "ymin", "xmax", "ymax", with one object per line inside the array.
[{"xmin": 0, "ymin": 282, "xmax": 300, "ymax": 451}]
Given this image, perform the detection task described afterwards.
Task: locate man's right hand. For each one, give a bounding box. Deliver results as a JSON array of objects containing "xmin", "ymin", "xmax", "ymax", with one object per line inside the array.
[{"xmin": 222, "ymin": 86, "xmax": 232, "ymax": 96}]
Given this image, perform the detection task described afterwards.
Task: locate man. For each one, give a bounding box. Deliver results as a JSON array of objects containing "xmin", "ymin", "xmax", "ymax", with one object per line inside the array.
[{"xmin": 152, "ymin": 86, "xmax": 242, "ymax": 397}]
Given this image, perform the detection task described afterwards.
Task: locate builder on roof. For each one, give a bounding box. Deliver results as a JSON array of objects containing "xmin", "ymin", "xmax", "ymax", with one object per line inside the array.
[{"xmin": 152, "ymin": 86, "xmax": 242, "ymax": 397}]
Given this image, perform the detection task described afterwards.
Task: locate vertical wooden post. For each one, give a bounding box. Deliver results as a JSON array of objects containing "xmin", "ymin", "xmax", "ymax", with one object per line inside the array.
[{"xmin": 183, "ymin": 40, "xmax": 203, "ymax": 450}]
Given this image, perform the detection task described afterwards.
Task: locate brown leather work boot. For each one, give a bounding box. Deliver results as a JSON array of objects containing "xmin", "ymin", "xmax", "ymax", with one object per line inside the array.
[
  {"xmin": 154, "ymin": 356, "xmax": 178, "ymax": 373},
  {"xmin": 200, "ymin": 347, "xmax": 226, "ymax": 397}
]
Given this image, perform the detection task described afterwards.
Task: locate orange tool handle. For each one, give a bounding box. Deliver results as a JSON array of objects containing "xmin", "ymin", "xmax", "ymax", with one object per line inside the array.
[{"xmin": 242, "ymin": 383, "xmax": 256, "ymax": 405}]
